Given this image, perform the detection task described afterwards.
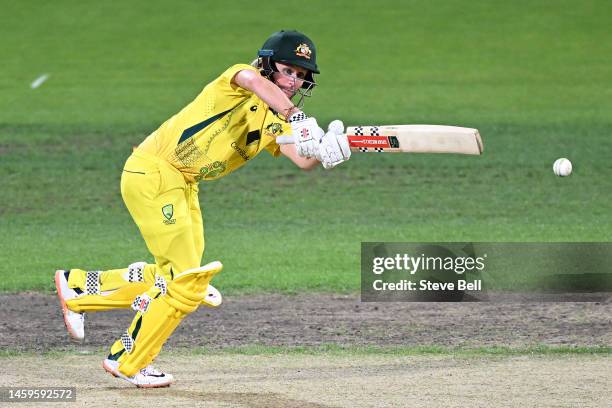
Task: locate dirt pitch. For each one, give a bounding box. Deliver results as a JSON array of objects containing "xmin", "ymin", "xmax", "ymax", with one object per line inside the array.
[
  {"xmin": 1, "ymin": 293, "xmax": 611, "ymax": 351},
  {"xmin": 0, "ymin": 293, "xmax": 610, "ymax": 407},
  {"xmin": 2, "ymin": 354, "xmax": 611, "ymax": 407}
]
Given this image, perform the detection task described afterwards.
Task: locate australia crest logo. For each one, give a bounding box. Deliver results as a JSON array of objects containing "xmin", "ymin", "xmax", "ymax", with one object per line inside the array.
[
  {"xmin": 162, "ymin": 204, "xmax": 176, "ymax": 225},
  {"xmin": 265, "ymin": 122, "xmax": 283, "ymax": 137},
  {"xmin": 295, "ymin": 43, "xmax": 312, "ymax": 59}
]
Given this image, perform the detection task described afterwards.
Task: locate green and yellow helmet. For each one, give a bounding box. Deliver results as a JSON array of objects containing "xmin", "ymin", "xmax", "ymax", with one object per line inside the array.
[{"xmin": 258, "ymin": 30, "xmax": 319, "ymax": 89}]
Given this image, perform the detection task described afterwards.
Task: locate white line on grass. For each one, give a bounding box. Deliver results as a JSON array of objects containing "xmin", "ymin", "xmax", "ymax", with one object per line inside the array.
[{"xmin": 30, "ymin": 74, "xmax": 50, "ymax": 89}]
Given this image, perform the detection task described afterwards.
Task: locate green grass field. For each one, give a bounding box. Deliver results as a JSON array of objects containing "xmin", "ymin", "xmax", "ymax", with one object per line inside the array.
[{"xmin": 1, "ymin": 0, "xmax": 611, "ymax": 292}]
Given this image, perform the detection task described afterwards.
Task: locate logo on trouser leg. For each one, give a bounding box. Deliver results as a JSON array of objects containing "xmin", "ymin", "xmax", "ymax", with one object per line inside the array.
[{"xmin": 162, "ymin": 204, "xmax": 176, "ymax": 225}]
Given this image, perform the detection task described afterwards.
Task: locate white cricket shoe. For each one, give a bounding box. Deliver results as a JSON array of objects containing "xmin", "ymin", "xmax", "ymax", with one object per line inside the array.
[
  {"xmin": 102, "ymin": 358, "xmax": 174, "ymax": 388},
  {"xmin": 54, "ymin": 270, "xmax": 85, "ymax": 341}
]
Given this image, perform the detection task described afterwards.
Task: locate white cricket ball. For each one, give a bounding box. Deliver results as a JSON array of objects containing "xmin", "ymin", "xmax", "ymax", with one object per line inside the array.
[{"xmin": 553, "ymin": 158, "xmax": 572, "ymax": 177}]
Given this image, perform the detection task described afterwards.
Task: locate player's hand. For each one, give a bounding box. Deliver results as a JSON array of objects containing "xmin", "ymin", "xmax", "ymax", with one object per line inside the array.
[
  {"xmin": 318, "ymin": 120, "xmax": 351, "ymax": 169},
  {"xmin": 288, "ymin": 111, "xmax": 324, "ymax": 158}
]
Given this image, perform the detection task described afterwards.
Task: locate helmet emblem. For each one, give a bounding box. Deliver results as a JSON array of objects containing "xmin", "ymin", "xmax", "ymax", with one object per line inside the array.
[{"xmin": 295, "ymin": 43, "xmax": 312, "ymax": 59}]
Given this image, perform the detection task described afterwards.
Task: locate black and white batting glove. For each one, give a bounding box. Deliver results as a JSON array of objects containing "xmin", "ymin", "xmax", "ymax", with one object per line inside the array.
[
  {"xmin": 318, "ymin": 120, "xmax": 351, "ymax": 169},
  {"xmin": 288, "ymin": 111, "xmax": 324, "ymax": 158}
]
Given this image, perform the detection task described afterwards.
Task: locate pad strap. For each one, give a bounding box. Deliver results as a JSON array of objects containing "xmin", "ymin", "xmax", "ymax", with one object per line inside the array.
[
  {"xmin": 154, "ymin": 275, "xmax": 167, "ymax": 295},
  {"xmin": 127, "ymin": 262, "xmax": 145, "ymax": 282},
  {"xmin": 85, "ymin": 271, "xmax": 100, "ymax": 295},
  {"xmin": 120, "ymin": 330, "xmax": 134, "ymax": 353}
]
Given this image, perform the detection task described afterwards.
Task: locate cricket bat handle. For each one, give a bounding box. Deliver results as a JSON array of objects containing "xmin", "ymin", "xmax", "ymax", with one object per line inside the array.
[
  {"xmin": 276, "ymin": 135, "xmax": 295, "ymax": 144},
  {"xmin": 275, "ymin": 134, "xmax": 351, "ymax": 144}
]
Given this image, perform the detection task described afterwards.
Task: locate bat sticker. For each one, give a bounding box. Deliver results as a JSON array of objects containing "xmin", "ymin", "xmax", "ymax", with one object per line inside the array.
[{"xmin": 347, "ymin": 136, "xmax": 391, "ymax": 148}]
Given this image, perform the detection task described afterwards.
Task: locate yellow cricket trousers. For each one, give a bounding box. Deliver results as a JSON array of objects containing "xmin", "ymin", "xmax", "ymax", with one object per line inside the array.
[
  {"xmin": 103, "ymin": 149, "xmax": 209, "ymax": 371},
  {"xmin": 121, "ymin": 149, "xmax": 204, "ymax": 279},
  {"xmin": 63, "ymin": 149, "xmax": 214, "ymax": 375}
]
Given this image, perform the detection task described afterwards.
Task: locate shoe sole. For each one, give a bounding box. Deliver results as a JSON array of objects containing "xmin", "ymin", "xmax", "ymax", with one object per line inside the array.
[
  {"xmin": 102, "ymin": 361, "xmax": 173, "ymax": 388},
  {"xmin": 55, "ymin": 270, "xmax": 84, "ymax": 341}
]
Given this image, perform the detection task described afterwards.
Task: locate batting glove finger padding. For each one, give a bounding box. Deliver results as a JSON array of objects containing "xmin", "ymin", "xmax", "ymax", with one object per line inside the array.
[
  {"xmin": 329, "ymin": 120, "xmax": 351, "ymax": 160},
  {"xmin": 327, "ymin": 119, "xmax": 345, "ymax": 135},
  {"xmin": 319, "ymin": 121, "xmax": 351, "ymax": 169}
]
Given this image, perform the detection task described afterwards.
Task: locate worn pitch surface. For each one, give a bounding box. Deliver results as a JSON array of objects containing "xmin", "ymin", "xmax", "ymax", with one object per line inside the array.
[
  {"xmin": 2, "ymin": 354, "xmax": 611, "ymax": 408},
  {"xmin": 1, "ymin": 293, "xmax": 610, "ymax": 351}
]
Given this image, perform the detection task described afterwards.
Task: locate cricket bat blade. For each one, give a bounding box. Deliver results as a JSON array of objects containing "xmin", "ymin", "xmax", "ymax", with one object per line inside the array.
[
  {"xmin": 347, "ymin": 125, "xmax": 483, "ymax": 155},
  {"xmin": 276, "ymin": 125, "xmax": 483, "ymax": 155}
]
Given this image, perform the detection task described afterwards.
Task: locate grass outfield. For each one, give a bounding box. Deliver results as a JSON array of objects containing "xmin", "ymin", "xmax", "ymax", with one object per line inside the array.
[{"xmin": 1, "ymin": 1, "xmax": 611, "ymax": 292}]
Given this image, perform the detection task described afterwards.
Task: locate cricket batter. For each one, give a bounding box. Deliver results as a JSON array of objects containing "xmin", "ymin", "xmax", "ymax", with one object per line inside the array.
[{"xmin": 54, "ymin": 30, "xmax": 350, "ymax": 388}]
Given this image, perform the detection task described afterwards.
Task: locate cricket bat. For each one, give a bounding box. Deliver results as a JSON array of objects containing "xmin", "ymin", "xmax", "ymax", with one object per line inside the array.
[{"xmin": 277, "ymin": 125, "xmax": 483, "ymax": 155}]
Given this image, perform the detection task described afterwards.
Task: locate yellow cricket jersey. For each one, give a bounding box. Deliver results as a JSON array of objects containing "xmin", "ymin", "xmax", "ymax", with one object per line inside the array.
[{"xmin": 138, "ymin": 64, "xmax": 291, "ymax": 183}]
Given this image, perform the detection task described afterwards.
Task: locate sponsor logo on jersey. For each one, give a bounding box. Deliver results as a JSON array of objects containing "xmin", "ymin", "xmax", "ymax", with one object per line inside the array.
[
  {"xmin": 231, "ymin": 142, "xmax": 250, "ymax": 161},
  {"xmin": 195, "ymin": 161, "xmax": 227, "ymax": 181}
]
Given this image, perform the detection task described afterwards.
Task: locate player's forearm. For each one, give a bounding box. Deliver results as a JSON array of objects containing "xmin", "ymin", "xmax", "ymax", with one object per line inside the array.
[
  {"xmin": 280, "ymin": 144, "xmax": 320, "ymax": 170},
  {"xmin": 233, "ymin": 70, "xmax": 299, "ymax": 119}
]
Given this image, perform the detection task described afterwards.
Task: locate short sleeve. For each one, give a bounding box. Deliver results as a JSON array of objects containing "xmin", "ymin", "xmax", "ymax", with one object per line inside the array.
[{"xmin": 216, "ymin": 64, "xmax": 260, "ymax": 95}]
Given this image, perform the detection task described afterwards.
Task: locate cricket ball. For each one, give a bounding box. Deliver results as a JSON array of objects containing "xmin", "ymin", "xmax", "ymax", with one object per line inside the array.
[{"xmin": 553, "ymin": 158, "xmax": 572, "ymax": 177}]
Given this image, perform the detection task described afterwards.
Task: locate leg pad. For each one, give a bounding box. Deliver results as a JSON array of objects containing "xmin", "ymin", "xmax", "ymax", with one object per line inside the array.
[{"xmin": 117, "ymin": 261, "xmax": 222, "ymax": 376}]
